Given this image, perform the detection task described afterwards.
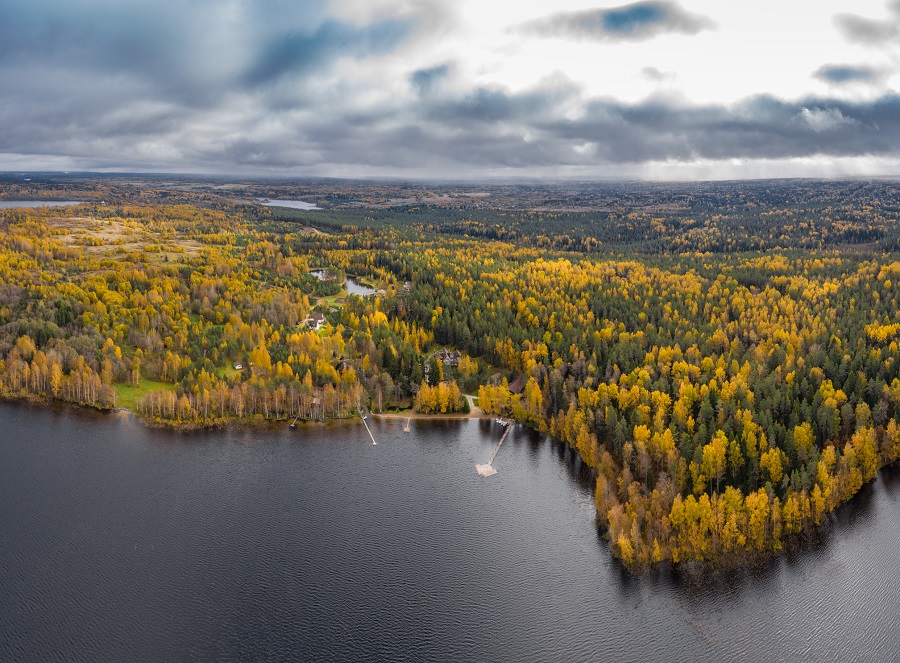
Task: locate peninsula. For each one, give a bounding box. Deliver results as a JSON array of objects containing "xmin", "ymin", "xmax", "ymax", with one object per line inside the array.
[{"xmin": 2, "ymin": 174, "xmax": 899, "ymax": 570}]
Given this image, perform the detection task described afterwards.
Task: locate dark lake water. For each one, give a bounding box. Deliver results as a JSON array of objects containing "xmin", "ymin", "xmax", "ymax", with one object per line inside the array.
[
  {"xmin": 344, "ymin": 277, "xmax": 376, "ymax": 296},
  {"xmin": 1, "ymin": 402, "xmax": 898, "ymax": 662},
  {"xmin": 311, "ymin": 270, "xmax": 377, "ymax": 296}
]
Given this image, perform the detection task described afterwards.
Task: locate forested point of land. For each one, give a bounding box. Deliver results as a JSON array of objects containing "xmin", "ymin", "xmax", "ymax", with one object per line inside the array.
[{"xmin": 2, "ymin": 175, "xmax": 900, "ymax": 570}]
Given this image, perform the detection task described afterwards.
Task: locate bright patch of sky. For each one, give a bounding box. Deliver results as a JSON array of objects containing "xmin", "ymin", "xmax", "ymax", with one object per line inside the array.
[{"xmin": 387, "ymin": 0, "xmax": 895, "ymax": 102}]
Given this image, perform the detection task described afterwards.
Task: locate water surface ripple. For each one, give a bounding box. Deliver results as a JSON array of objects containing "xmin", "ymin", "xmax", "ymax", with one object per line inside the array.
[{"xmin": 0, "ymin": 403, "xmax": 897, "ymax": 662}]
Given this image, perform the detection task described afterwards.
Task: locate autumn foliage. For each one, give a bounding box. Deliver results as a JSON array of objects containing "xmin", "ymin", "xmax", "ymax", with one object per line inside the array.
[{"xmin": 3, "ymin": 180, "xmax": 900, "ymax": 570}]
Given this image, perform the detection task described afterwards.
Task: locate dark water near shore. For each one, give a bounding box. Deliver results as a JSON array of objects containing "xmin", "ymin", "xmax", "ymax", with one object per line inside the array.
[{"xmin": 0, "ymin": 402, "xmax": 897, "ymax": 662}]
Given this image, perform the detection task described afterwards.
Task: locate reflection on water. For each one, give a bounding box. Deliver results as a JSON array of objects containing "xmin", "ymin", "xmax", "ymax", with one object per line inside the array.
[
  {"xmin": 879, "ymin": 463, "xmax": 900, "ymax": 494},
  {"xmin": 0, "ymin": 402, "xmax": 897, "ymax": 662},
  {"xmin": 345, "ymin": 276, "xmax": 376, "ymax": 296},
  {"xmin": 310, "ymin": 269, "xmax": 376, "ymax": 295}
]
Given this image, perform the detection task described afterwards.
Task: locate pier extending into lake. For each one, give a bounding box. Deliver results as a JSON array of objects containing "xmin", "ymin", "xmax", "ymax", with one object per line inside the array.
[
  {"xmin": 476, "ymin": 420, "xmax": 511, "ymax": 476},
  {"xmin": 359, "ymin": 408, "xmax": 377, "ymax": 445}
]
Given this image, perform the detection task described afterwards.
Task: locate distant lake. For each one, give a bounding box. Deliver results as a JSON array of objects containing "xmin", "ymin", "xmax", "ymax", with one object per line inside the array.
[
  {"xmin": 311, "ymin": 270, "xmax": 377, "ymax": 296},
  {"xmin": 0, "ymin": 200, "xmax": 83, "ymax": 209},
  {"xmin": 1, "ymin": 402, "xmax": 898, "ymax": 662},
  {"xmin": 259, "ymin": 199, "xmax": 321, "ymax": 210}
]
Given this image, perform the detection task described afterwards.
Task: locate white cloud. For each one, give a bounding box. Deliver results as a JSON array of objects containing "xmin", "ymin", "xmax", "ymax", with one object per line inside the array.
[{"xmin": 798, "ymin": 107, "xmax": 857, "ymax": 132}]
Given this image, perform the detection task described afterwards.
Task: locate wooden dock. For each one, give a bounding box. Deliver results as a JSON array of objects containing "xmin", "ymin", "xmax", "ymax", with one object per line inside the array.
[
  {"xmin": 476, "ymin": 420, "xmax": 512, "ymax": 476},
  {"xmin": 359, "ymin": 408, "xmax": 377, "ymax": 445}
]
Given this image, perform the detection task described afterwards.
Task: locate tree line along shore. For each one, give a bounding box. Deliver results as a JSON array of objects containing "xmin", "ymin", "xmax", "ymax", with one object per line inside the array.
[{"xmin": 3, "ymin": 178, "xmax": 900, "ymax": 570}]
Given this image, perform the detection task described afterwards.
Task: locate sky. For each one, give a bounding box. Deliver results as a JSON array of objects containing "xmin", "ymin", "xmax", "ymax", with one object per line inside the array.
[{"xmin": 2, "ymin": 0, "xmax": 900, "ymax": 179}]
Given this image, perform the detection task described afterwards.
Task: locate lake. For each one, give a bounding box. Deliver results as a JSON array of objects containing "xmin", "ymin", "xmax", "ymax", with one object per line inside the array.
[
  {"xmin": 0, "ymin": 201, "xmax": 83, "ymax": 209},
  {"xmin": 0, "ymin": 402, "xmax": 897, "ymax": 662},
  {"xmin": 260, "ymin": 199, "xmax": 321, "ymax": 210},
  {"xmin": 311, "ymin": 269, "xmax": 377, "ymax": 296}
]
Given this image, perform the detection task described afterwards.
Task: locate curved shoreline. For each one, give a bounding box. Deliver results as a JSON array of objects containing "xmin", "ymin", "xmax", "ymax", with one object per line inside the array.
[{"xmin": 5, "ymin": 394, "xmax": 899, "ymax": 576}]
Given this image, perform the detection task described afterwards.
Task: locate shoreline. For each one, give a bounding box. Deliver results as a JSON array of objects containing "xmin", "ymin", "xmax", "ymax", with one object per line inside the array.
[
  {"xmin": 372, "ymin": 410, "xmax": 491, "ymax": 421},
  {"xmin": 5, "ymin": 394, "xmax": 898, "ymax": 576},
  {"xmin": 1, "ymin": 392, "xmax": 496, "ymax": 430},
  {"xmin": 0, "ymin": 394, "xmax": 361, "ymax": 432}
]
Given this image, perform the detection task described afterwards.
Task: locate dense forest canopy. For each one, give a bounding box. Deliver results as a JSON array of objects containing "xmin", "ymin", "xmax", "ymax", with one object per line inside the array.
[{"xmin": 1, "ymin": 175, "xmax": 899, "ymax": 570}]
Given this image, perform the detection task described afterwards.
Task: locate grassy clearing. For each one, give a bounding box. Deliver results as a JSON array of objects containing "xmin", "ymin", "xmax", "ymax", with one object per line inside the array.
[
  {"xmin": 222, "ymin": 366, "xmax": 243, "ymax": 379},
  {"xmin": 115, "ymin": 378, "xmax": 176, "ymax": 410},
  {"xmin": 320, "ymin": 291, "xmax": 348, "ymax": 307}
]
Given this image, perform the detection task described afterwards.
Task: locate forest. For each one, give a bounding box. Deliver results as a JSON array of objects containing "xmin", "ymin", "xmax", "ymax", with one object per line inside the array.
[{"xmin": 2, "ymin": 175, "xmax": 899, "ymax": 570}]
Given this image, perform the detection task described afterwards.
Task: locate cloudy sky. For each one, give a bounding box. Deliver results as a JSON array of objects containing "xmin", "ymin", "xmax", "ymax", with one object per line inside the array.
[{"xmin": 2, "ymin": 0, "xmax": 900, "ymax": 179}]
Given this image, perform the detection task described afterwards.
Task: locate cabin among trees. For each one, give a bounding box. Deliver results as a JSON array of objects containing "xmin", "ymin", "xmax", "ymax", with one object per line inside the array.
[
  {"xmin": 507, "ymin": 376, "xmax": 526, "ymax": 395},
  {"xmin": 303, "ymin": 312, "xmax": 325, "ymax": 330},
  {"xmin": 438, "ymin": 348, "xmax": 461, "ymax": 367}
]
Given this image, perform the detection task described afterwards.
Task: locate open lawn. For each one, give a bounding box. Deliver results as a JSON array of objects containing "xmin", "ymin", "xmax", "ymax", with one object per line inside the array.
[{"xmin": 115, "ymin": 378, "xmax": 177, "ymax": 410}]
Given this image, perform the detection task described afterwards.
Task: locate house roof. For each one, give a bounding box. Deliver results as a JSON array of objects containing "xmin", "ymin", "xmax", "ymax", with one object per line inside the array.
[{"xmin": 507, "ymin": 376, "xmax": 527, "ymax": 394}]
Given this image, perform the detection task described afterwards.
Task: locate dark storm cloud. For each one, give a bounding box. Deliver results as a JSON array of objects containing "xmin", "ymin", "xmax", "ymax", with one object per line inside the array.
[
  {"xmin": 3, "ymin": 0, "xmax": 900, "ymax": 175},
  {"xmin": 242, "ymin": 19, "xmax": 409, "ymax": 87},
  {"xmin": 8, "ymin": 67, "xmax": 900, "ymax": 174},
  {"xmin": 0, "ymin": 0, "xmax": 421, "ymax": 169},
  {"xmin": 814, "ymin": 65, "xmax": 882, "ymax": 84},
  {"xmin": 545, "ymin": 96, "xmax": 872, "ymax": 163},
  {"xmin": 350, "ymin": 91, "xmax": 898, "ymax": 169},
  {"xmin": 518, "ymin": 2, "xmax": 715, "ymax": 42},
  {"xmin": 207, "ymin": 87, "xmax": 900, "ymax": 174},
  {"xmin": 0, "ymin": 0, "xmax": 409, "ymax": 104},
  {"xmin": 0, "ymin": 1, "xmax": 323, "ymax": 105},
  {"xmin": 425, "ymin": 86, "xmax": 561, "ymax": 123}
]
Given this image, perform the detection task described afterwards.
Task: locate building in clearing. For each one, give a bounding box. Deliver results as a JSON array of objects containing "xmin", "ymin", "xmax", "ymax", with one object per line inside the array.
[{"xmin": 307, "ymin": 312, "xmax": 326, "ymax": 330}]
